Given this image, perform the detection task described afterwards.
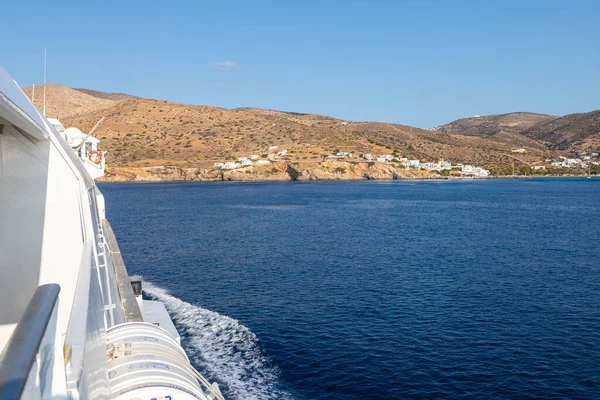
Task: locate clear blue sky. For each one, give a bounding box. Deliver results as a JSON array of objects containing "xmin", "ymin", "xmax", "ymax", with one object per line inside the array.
[{"xmin": 1, "ymin": 0, "xmax": 598, "ymax": 127}]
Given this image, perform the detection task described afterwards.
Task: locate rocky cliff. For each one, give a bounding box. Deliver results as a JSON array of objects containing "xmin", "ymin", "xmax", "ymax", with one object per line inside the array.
[{"xmin": 100, "ymin": 161, "xmax": 438, "ymax": 183}]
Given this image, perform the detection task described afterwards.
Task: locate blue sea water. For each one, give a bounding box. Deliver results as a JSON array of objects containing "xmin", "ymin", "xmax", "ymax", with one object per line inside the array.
[{"xmin": 100, "ymin": 178, "xmax": 600, "ymax": 400}]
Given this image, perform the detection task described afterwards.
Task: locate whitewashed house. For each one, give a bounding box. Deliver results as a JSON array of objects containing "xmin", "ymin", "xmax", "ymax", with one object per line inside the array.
[
  {"xmin": 335, "ymin": 152, "xmax": 352, "ymax": 158},
  {"xmin": 362, "ymin": 154, "xmax": 373, "ymax": 160},
  {"xmin": 461, "ymin": 165, "xmax": 476, "ymax": 174},
  {"xmin": 239, "ymin": 158, "xmax": 253, "ymax": 166},
  {"xmin": 408, "ymin": 160, "xmax": 421, "ymax": 168},
  {"xmin": 277, "ymin": 149, "xmax": 288, "ymax": 156},
  {"xmin": 222, "ymin": 162, "xmax": 241, "ymax": 169},
  {"xmin": 461, "ymin": 165, "xmax": 490, "ymax": 176},
  {"xmin": 438, "ymin": 160, "xmax": 452, "ymax": 169}
]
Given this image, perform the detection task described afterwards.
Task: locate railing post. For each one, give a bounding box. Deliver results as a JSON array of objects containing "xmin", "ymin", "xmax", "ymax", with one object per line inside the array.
[{"xmin": 0, "ymin": 284, "xmax": 61, "ymax": 399}]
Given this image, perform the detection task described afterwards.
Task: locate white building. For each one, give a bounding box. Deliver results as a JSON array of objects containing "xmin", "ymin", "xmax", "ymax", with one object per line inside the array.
[
  {"xmin": 461, "ymin": 165, "xmax": 490, "ymax": 176},
  {"xmin": 239, "ymin": 158, "xmax": 253, "ymax": 166},
  {"xmin": 461, "ymin": 165, "xmax": 476, "ymax": 174},
  {"xmin": 256, "ymin": 160, "xmax": 271, "ymax": 165},
  {"xmin": 380, "ymin": 154, "xmax": 394, "ymax": 161},
  {"xmin": 334, "ymin": 151, "xmax": 352, "ymax": 158},
  {"xmin": 277, "ymin": 149, "xmax": 287, "ymax": 156},
  {"xmin": 438, "ymin": 159, "xmax": 452, "ymax": 169},
  {"xmin": 408, "ymin": 160, "xmax": 421, "ymax": 168},
  {"xmin": 512, "ymin": 148, "xmax": 527, "ymax": 154},
  {"xmin": 213, "ymin": 162, "xmax": 223, "ymax": 168},
  {"xmin": 420, "ymin": 160, "xmax": 453, "ymax": 171},
  {"xmin": 362, "ymin": 154, "xmax": 373, "ymax": 160},
  {"xmin": 222, "ymin": 162, "xmax": 241, "ymax": 169},
  {"xmin": 249, "ymin": 155, "xmax": 260, "ymax": 160},
  {"xmin": 269, "ymin": 146, "xmax": 278, "ymax": 150}
]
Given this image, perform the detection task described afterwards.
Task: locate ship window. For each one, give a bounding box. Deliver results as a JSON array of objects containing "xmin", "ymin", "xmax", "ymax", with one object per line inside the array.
[{"xmin": 85, "ymin": 142, "xmax": 92, "ymax": 155}]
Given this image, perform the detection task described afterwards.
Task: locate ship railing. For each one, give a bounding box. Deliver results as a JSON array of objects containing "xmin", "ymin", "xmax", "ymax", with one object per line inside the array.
[
  {"xmin": 0, "ymin": 284, "xmax": 68, "ymax": 399},
  {"xmin": 191, "ymin": 367, "xmax": 225, "ymax": 400}
]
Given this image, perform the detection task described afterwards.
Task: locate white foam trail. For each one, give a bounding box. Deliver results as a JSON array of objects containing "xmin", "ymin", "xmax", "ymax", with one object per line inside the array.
[{"xmin": 143, "ymin": 282, "xmax": 294, "ymax": 400}]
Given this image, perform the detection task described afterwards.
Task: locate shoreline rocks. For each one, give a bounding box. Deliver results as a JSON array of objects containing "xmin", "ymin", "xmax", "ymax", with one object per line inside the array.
[{"xmin": 98, "ymin": 161, "xmax": 460, "ymax": 183}]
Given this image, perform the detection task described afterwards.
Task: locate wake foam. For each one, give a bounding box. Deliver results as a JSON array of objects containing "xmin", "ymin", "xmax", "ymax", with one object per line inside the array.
[{"xmin": 143, "ymin": 282, "xmax": 294, "ymax": 400}]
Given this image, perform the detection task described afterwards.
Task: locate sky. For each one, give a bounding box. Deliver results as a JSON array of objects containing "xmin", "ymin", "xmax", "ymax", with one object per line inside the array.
[{"xmin": 1, "ymin": 0, "xmax": 599, "ymax": 127}]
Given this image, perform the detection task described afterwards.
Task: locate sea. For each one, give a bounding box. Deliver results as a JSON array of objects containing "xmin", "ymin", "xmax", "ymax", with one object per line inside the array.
[{"xmin": 100, "ymin": 178, "xmax": 600, "ymax": 400}]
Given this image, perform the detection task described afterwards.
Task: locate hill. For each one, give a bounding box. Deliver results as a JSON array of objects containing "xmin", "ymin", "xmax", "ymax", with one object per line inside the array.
[
  {"xmin": 24, "ymin": 85, "xmax": 595, "ymax": 179},
  {"xmin": 57, "ymin": 96, "xmax": 548, "ymax": 170},
  {"xmin": 439, "ymin": 111, "xmax": 600, "ymax": 153},
  {"xmin": 72, "ymin": 88, "xmax": 141, "ymax": 102},
  {"xmin": 438, "ymin": 112, "xmax": 556, "ymax": 148},
  {"xmin": 339, "ymin": 121, "xmax": 548, "ymax": 169},
  {"xmin": 21, "ymin": 84, "xmax": 128, "ymax": 119},
  {"xmin": 523, "ymin": 110, "xmax": 600, "ymax": 151}
]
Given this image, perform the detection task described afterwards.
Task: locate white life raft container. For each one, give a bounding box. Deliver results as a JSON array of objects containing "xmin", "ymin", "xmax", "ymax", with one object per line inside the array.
[{"xmin": 106, "ymin": 322, "xmax": 213, "ymax": 400}]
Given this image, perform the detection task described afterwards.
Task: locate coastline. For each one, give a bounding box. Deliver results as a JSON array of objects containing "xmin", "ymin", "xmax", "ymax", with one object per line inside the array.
[
  {"xmin": 99, "ymin": 161, "xmax": 464, "ymax": 183},
  {"xmin": 98, "ymin": 162, "xmax": 593, "ymax": 183}
]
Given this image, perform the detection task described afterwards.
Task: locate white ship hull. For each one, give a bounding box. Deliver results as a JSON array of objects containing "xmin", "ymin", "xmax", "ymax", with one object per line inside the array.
[{"xmin": 0, "ymin": 65, "xmax": 223, "ymax": 400}]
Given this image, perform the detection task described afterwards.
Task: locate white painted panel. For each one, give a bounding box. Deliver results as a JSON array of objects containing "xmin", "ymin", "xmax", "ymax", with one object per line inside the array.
[
  {"xmin": 0, "ymin": 121, "xmax": 50, "ymax": 346},
  {"xmin": 39, "ymin": 145, "xmax": 85, "ymax": 337}
]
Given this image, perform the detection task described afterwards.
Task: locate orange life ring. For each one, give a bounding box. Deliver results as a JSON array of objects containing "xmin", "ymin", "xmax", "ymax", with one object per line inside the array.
[{"xmin": 88, "ymin": 150, "xmax": 103, "ymax": 165}]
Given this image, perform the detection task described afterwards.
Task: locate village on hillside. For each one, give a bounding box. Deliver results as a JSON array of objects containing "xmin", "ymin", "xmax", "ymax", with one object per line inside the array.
[
  {"xmin": 212, "ymin": 143, "xmax": 600, "ymax": 178},
  {"xmin": 213, "ymin": 147, "xmax": 492, "ymax": 177},
  {"xmin": 549, "ymin": 153, "xmax": 600, "ymax": 168}
]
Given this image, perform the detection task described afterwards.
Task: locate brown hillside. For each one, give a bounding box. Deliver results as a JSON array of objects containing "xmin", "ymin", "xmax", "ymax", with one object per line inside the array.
[
  {"xmin": 62, "ymin": 99, "xmax": 386, "ymax": 168},
  {"xmin": 27, "ymin": 85, "xmax": 558, "ymax": 170},
  {"xmin": 342, "ymin": 121, "xmax": 548, "ymax": 169},
  {"xmin": 22, "ymin": 84, "xmax": 124, "ymax": 119},
  {"xmin": 73, "ymin": 88, "xmax": 141, "ymax": 102},
  {"xmin": 438, "ymin": 112, "xmax": 556, "ymax": 149},
  {"xmin": 523, "ymin": 110, "xmax": 600, "ymax": 151},
  {"xmin": 235, "ymin": 107, "xmax": 343, "ymax": 126}
]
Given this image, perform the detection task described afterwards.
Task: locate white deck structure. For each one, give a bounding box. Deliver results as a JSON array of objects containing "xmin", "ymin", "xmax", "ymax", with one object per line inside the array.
[{"xmin": 0, "ymin": 65, "xmax": 223, "ymax": 399}]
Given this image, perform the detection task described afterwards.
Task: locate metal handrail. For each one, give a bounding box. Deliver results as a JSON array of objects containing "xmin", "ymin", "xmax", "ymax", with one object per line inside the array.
[
  {"xmin": 190, "ymin": 365, "xmax": 225, "ymax": 400},
  {"xmin": 0, "ymin": 283, "xmax": 60, "ymax": 399}
]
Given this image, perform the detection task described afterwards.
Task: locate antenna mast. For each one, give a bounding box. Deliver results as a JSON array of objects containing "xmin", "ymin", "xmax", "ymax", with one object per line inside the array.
[{"xmin": 43, "ymin": 48, "xmax": 47, "ymax": 117}]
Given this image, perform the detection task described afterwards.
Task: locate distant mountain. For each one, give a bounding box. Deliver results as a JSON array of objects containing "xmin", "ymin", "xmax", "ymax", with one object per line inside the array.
[
  {"xmin": 523, "ymin": 110, "xmax": 600, "ymax": 151},
  {"xmin": 439, "ymin": 112, "xmax": 555, "ymax": 135},
  {"xmin": 438, "ymin": 112, "xmax": 557, "ymax": 149},
  {"xmin": 439, "ymin": 111, "xmax": 600, "ymax": 152}
]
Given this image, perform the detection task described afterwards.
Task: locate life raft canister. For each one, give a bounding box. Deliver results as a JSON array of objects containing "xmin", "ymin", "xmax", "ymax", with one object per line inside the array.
[{"xmin": 88, "ymin": 150, "xmax": 103, "ymax": 165}]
